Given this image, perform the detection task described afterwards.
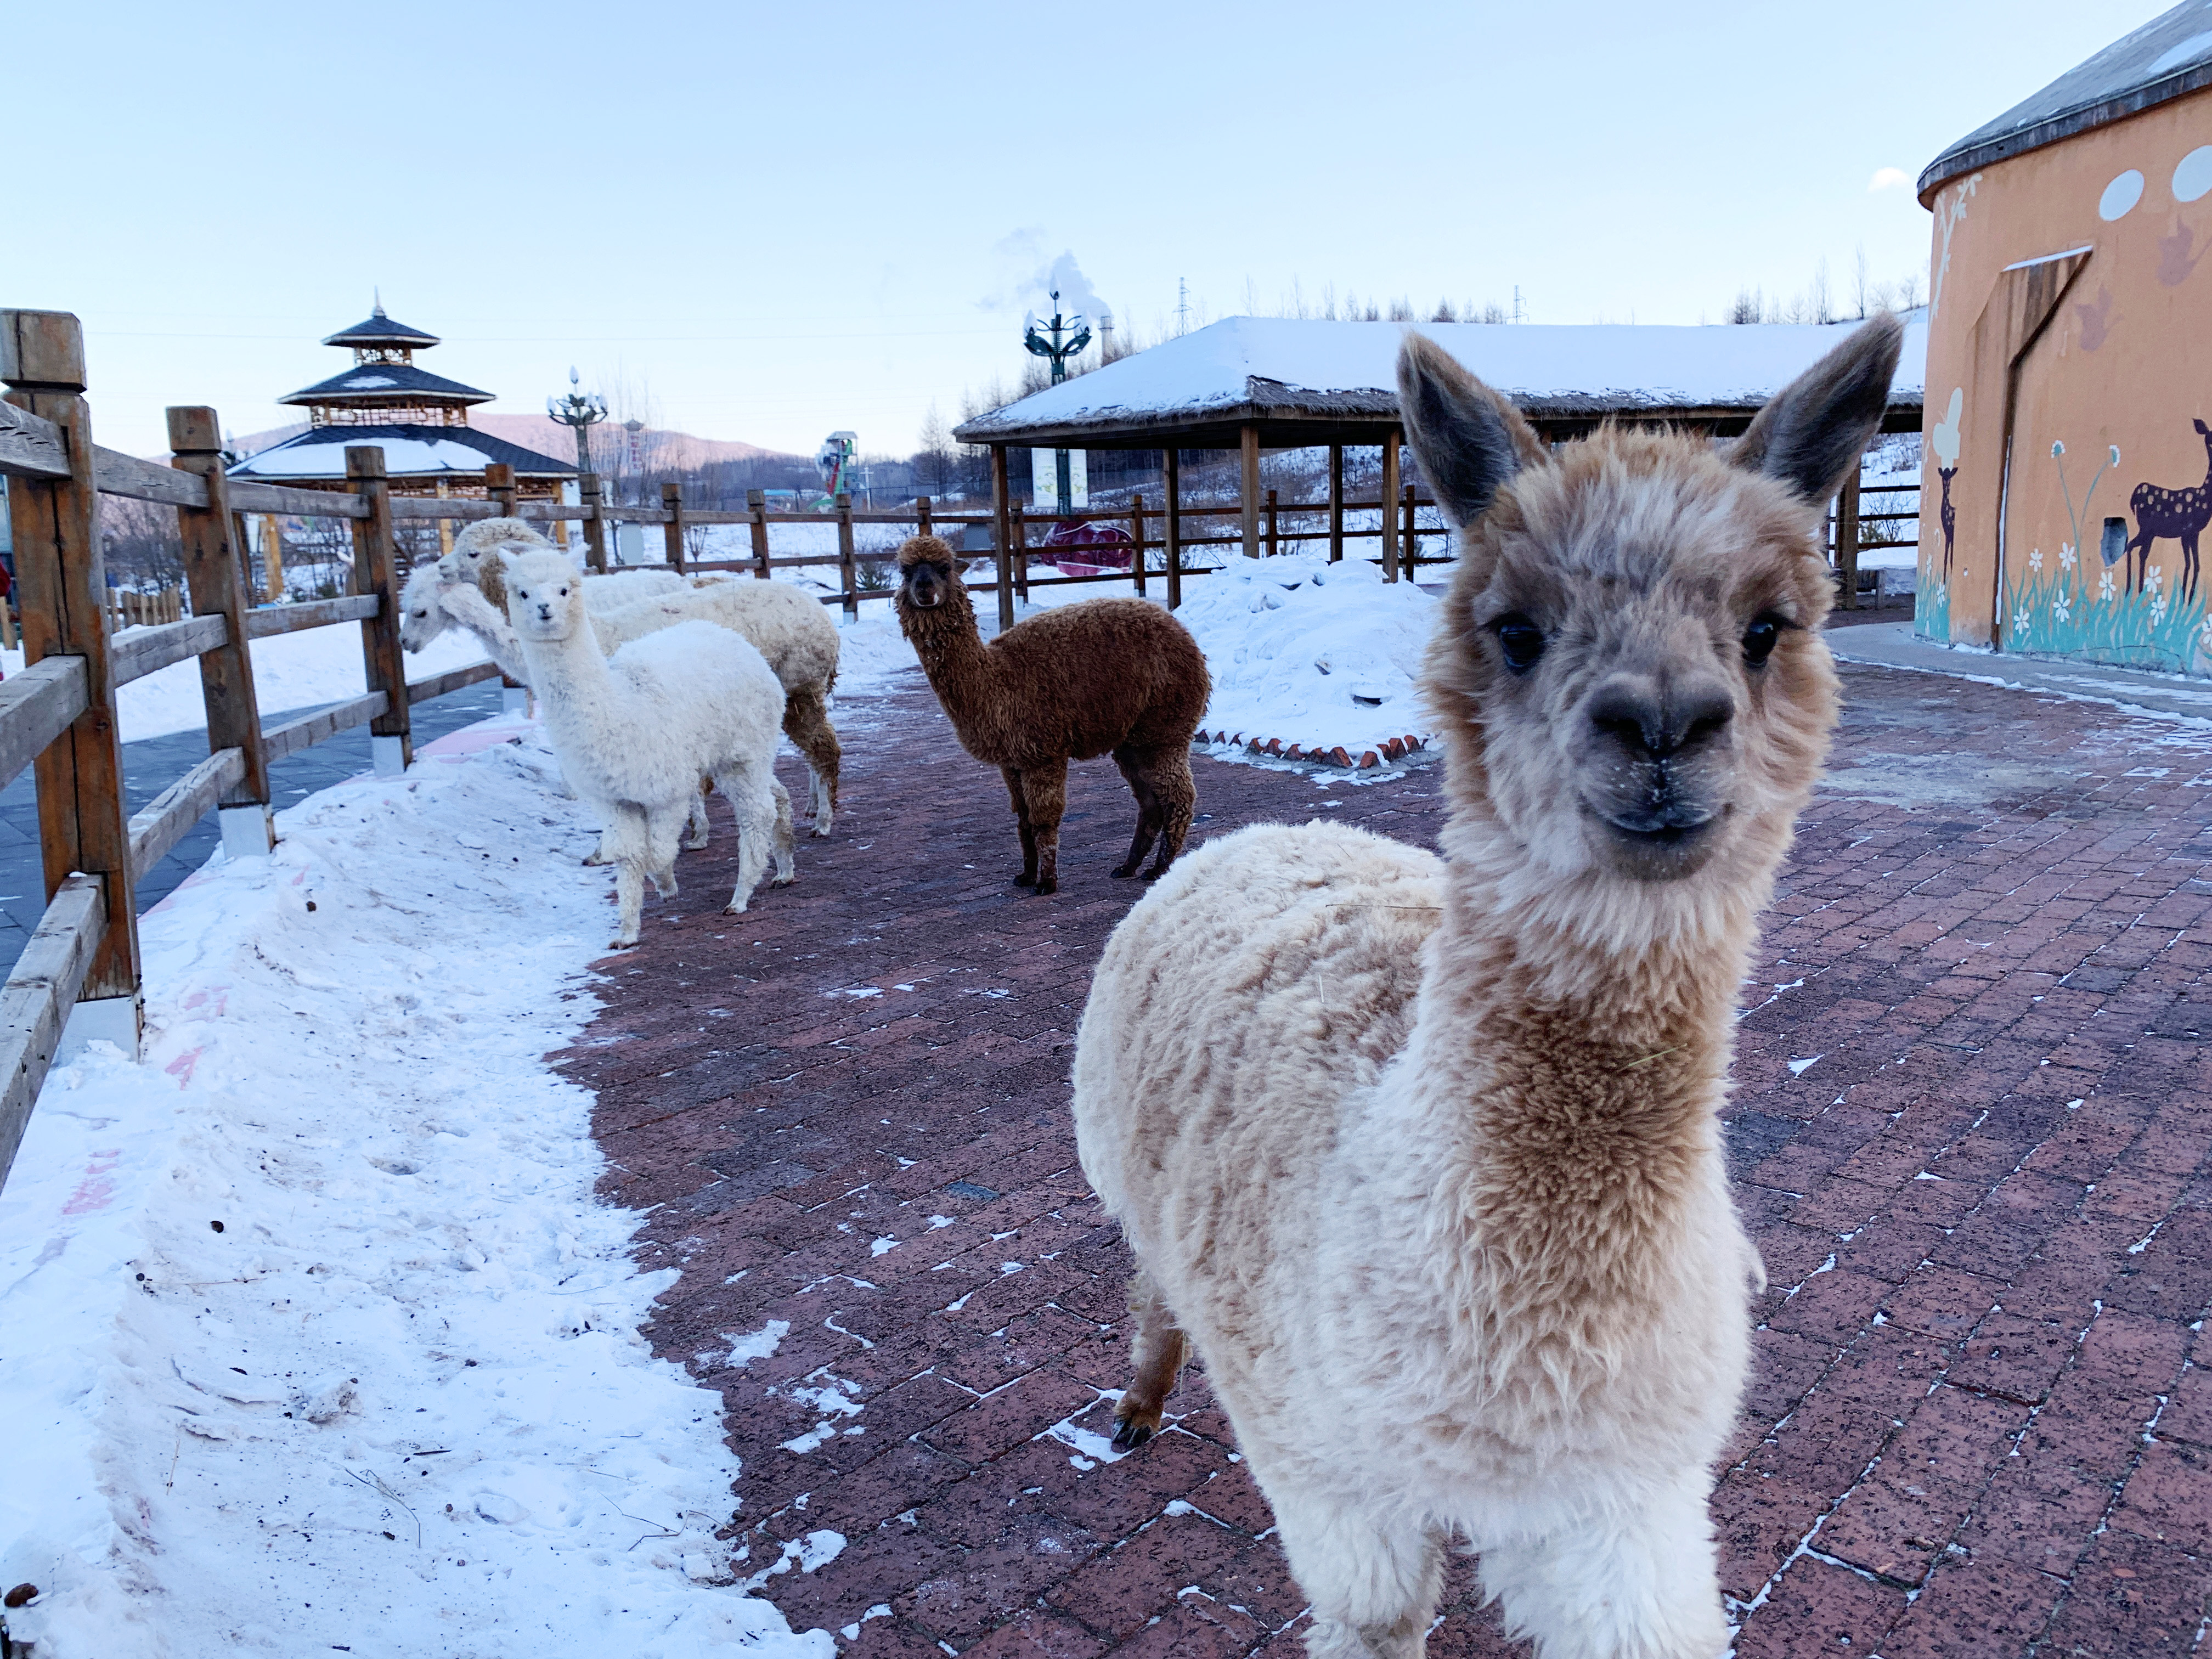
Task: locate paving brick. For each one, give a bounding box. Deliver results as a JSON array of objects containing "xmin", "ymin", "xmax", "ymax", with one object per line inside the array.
[{"xmin": 547, "ymin": 669, "xmax": 2212, "ymax": 1656}]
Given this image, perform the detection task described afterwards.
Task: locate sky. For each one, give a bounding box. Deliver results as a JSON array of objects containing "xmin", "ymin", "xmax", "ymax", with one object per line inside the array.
[{"xmin": 7, "ymin": 0, "xmax": 2176, "ymax": 460}]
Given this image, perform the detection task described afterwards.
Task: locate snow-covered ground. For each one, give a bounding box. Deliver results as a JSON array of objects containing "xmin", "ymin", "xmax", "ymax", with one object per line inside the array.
[
  {"xmin": 0, "ymin": 716, "xmax": 833, "ymax": 1659},
  {"xmin": 2, "ymin": 621, "xmax": 493, "ymax": 744}
]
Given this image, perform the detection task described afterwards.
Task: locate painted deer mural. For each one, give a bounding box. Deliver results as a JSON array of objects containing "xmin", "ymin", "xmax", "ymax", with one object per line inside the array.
[
  {"xmin": 2125, "ymin": 418, "xmax": 2212, "ymax": 603},
  {"xmin": 1929, "ymin": 388, "xmax": 1964, "ymax": 586}
]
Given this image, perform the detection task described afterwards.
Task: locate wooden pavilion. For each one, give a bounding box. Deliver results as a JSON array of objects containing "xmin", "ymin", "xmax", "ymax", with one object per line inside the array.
[{"xmin": 953, "ymin": 315, "xmax": 1927, "ymax": 618}]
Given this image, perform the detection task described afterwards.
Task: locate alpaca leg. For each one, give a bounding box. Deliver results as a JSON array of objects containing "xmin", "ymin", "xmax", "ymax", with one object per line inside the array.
[
  {"xmin": 1002, "ymin": 766, "xmax": 1039, "ymax": 887},
  {"xmin": 611, "ymin": 860, "xmax": 646, "ymax": 949},
  {"xmin": 783, "ymin": 688, "xmax": 841, "ymax": 837},
  {"xmin": 767, "ymin": 778, "xmax": 797, "ymax": 886},
  {"xmin": 644, "ymin": 803, "xmax": 687, "ymax": 899},
  {"xmin": 1110, "ymin": 751, "xmax": 1165, "ymax": 880},
  {"xmin": 683, "ymin": 786, "xmax": 712, "ymax": 850},
  {"xmin": 1143, "ymin": 752, "xmax": 1198, "ymax": 879},
  {"xmin": 1022, "ymin": 757, "xmax": 1068, "ymax": 896},
  {"xmin": 1270, "ymin": 1490, "xmax": 1443, "ymax": 1659},
  {"xmin": 1474, "ymin": 1466, "xmax": 1727, "ymax": 1659},
  {"xmin": 1111, "ymin": 1270, "xmax": 1188, "ymax": 1449},
  {"xmin": 720, "ymin": 770, "xmax": 794, "ymax": 913}
]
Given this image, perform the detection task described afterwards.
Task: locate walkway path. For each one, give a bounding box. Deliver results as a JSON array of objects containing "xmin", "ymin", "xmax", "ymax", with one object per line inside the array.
[{"xmin": 558, "ymin": 658, "xmax": 2212, "ymax": 1659}]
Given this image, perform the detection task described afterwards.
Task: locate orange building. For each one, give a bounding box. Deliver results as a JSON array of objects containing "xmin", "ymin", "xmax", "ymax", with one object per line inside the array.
[{"xmin": 1916, "ymin": 2, "xmax": 2212, "ymax": 673}]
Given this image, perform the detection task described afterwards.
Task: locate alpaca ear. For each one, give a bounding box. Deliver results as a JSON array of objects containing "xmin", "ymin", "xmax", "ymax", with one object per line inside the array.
[
  {"xmin": 1731, "ymin": 313, "xmax": 1904, "ymax": 506},
  {"xmin": 1396, "ymin": 332, "xmax": 1546, "ymax": 531}
]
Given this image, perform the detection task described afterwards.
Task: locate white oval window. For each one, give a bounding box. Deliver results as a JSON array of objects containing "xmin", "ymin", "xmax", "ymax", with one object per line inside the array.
[
  {"xmin": 2100, "ymin": 169, "xmax": 2146, "ymax": 220},
  {"xmin": 2175, "ymin": 146, "xmax": 2212, "ymax": 204}
]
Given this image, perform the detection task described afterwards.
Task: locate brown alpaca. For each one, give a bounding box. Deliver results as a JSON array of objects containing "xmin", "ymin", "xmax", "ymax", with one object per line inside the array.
[
  {"xmin": 1073, "ymin": 317, "xmax": 1903, "ymax": 1659},
  {"xmin": 893, "ymin": 535, "xmax": 1209, "ymax": 894}
]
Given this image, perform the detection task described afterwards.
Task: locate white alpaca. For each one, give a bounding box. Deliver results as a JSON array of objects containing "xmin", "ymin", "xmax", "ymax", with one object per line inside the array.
[
  {"xmin": 499, "ymin": 550, "xmax": 794, "ymax": 948},
  {"xmin": 1071, "ymin": 318, "xmax": 1904, "ymax": 1659},
  {"xmin": 435, "ymin": 573, "xmax": 844, "ymax": 836},
  {"xmin": 437, "ymin": 517, "xmax": 691, "ymax": 605}
]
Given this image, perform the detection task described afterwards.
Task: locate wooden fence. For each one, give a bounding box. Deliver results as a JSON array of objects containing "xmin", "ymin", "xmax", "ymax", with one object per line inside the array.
[{"xmin": 0, "ymin": 307, "xmax": 511, "ymax": 1191}]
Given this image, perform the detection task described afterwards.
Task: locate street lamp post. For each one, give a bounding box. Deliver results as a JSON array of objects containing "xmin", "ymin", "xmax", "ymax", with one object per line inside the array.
[
  {"xmin": 1023, "ymin": 289, "xmax": 1091, "ymax": 513},
  {"xmin": 546, "ymin": 368, "xmax": 608, "ymax": 553}
]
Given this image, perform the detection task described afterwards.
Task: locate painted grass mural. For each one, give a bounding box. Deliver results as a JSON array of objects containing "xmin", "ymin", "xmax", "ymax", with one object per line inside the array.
[{"xmin": 2001, "ymin": 541, "xmax": 2211, "ymax": 673}]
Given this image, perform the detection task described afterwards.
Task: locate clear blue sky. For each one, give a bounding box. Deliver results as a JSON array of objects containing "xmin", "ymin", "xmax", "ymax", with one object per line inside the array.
[{"xmin": 9, "ymin": 0, "xmax": 2170, "ymax": 459}]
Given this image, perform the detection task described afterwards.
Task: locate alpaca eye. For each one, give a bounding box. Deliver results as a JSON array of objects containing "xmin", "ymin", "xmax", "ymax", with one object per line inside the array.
[
  {"xmin": 1742, "ymin": 614, "xmax": 1786, "ymax": 667},
  {"xmin": 1492, "ymin": 613, "xmax": 1545, "ymax": 674}
]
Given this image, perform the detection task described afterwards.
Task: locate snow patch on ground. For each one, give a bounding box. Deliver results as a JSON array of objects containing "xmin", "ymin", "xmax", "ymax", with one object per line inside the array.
[
  {"xmin": 3, "ymin": 620, "xmax": 492, "ymax": 744},
  {"xmin": 0, "ymin": 717, "xmax": 827, "ymax": 1659}
]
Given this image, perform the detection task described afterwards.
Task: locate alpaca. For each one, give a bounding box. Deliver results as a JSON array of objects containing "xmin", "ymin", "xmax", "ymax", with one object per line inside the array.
[
  {"xmin": 436, "ymin": 575, "xmax": 844, "ymax": 834},
  {"xmin": 499, "ymin": 550, "xmax": 794, "ymax": 948},
  {"xmin": 894, "ymin": 536, "xmax": 1209, "ymax": 894},
  {"xmin": 1071, "ymin": 316, "xmax": 1903, "ymax": 1659}
]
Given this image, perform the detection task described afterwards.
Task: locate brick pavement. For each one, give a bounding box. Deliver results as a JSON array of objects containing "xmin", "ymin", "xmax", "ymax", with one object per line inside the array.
[{"xmin": 553, "ymin": 660, "xmax": 2212, "ymax": 1659}]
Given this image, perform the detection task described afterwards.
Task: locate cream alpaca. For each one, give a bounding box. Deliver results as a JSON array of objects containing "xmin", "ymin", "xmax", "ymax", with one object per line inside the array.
[
  {"xmin": 499, "ymin": 550, "xmax": 794, "ymax": 948},
  {"xmin": 1071, "ymin": 318, "xmax": 1903, "ymax": 1659},
  {"xmin": 431, "ymin": 551, "xmax": 843, "ymax": 836}
]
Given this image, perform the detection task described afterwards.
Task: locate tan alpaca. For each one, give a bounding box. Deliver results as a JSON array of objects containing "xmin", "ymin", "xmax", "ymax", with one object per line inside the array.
[{"xmin": 1072, "ymin": 317, "xmax": 1903, "ymax": 1659}]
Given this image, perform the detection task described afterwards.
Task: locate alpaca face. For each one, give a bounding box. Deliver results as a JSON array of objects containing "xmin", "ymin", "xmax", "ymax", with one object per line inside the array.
[
  {"xmin": 503, "ymin": 550, "xmax": 587, "ymax": 642},
  {"xmin": 1447, "ymin": 439, "xmax": 1836, "ymax": 887},
  {"xmin": 398, "ymin": 572, "xmax": 449, "ymax": 653},
  {"xmin": 1401, "ymin": 317, "xmax": 1898, "ymax": 893},
  {"xmin": 895, "ymin": 535, "xmax": 963, "ymax": 613},
  {"xmin": 440, "ymin": 518, "xmax": 551, "ymax": 588}
]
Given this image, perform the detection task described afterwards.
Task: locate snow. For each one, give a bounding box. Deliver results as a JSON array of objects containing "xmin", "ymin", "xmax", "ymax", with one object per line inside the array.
[
  {"xmin": 0, "ymin": 716, "xmax": 833, "ymax": 1659},
  {"xmin": 233, "ymin": 437, "xmax": 517, "ymax": 478},
  {"xmin": 962, "ymin": 313, "xmax": 1928, "ymax": 436},
  {"xmin": 2, "ymin": 619, "xmax": 493, "ymax": 743}
]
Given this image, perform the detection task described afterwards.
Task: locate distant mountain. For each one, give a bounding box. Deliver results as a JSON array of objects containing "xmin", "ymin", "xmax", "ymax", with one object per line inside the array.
[{"xmin": 224, "ymin": 416, "xmax": 796, "ymax": 469}]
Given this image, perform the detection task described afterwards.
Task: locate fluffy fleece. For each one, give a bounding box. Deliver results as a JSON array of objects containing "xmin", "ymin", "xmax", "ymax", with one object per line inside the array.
[
  {"xmin": 428, "ymin": 562, "xmax": 844, "ymax": 837},
  {"xmin": 436, "ymin": 518, "xmax": 688, "ymax": 612},
  {"xmin": 893, "ymin": 535, "xmax": 1208, "ymax": 894},
  {"xmin": 1070, "ymin": 316, "xmax": 1903, "ymax": 1659},
  {"xmin": 500, "ymin": 550, "xmax": 794, "ymax": 948}
]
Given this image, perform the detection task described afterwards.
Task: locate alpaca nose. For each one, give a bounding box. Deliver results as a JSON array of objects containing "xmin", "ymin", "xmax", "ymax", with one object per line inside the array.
[
  {"xmin": 537, "ymin": 603, "xmax": 552, "ymax": 620},
  {"xmin": 1586, "ymin": 678, "xmax": 1734, "ymax": 760}
]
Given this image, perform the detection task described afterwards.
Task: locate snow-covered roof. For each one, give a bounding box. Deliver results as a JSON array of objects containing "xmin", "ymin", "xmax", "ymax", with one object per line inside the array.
[
  {"xmin": 278, "ymin": 362, "xmax": 493, "ymax": 409},
  {"xmin": 953, "ymin": 314, "xmax": 1927, "ymax": 450},
  {"xmin": 1921, "ymin": 0, "xmax": 2212, "ymax": 198},
  {"xmin": 228, "ymin": 422, "xmax": 575, "ymax": 480}
]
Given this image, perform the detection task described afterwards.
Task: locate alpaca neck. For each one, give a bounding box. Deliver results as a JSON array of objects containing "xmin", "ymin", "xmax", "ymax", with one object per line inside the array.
[
  {"xmin": 900, "ymin": 586, "xmax": 1003, "ymax": 752},
  {"xmin": 516, "ymin": 618, "xmax": 618, "ymax": 740}
]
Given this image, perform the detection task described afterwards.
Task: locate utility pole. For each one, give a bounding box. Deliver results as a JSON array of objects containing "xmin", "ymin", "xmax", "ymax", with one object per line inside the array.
[{"xmin": 1175, "ymin": 278, "xmax": 1190, "ymax": 336}]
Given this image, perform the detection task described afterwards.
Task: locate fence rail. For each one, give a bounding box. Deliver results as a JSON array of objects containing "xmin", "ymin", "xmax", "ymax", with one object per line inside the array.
[{"xmin": 0, "ymin": 306, "xmax": 509, "ymax": 1193}]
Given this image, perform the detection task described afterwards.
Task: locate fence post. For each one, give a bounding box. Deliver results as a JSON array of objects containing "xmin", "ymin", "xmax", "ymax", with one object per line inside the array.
[
  {"xmin": 1265, "ymin": 488, "xmax": 1278, "ymax": 560},
  {"xmin": 1240, "ymin": 424, "xmax": 1261, "ymax": 558},
  {"xmin": 579, "ymin": 470, "xmax": 608, "ymax": 572},
  {"xmin": 748, "ymin": 488, "xmax": 770, "ymax": 579},
  {"xmin": 168, "ymin": 407, "xmax": 273, "ymax": 859},
  {"xmin": 1328, "ymin": 443, "xmax": 1344, "ymax": 563},
  {"xmin": 917, "ymin": 495, "xmax": 933, "ymax": 539},
  {"xmin": 484, "ymin": 462, "xmax": 516, "ymax": 517},
  {"xmin": 1131, "ymin": 493, "xmax": 1146, "ymax": 597},
  {"xmin": 662, "ymin": 480, "xmax": 686, "ymax": 573},
  {"xmin": 991, "ymin": 445, "xmax": 1014, "ymax": 631},
  {"xmin": 1836, "ymin": 470, "xmax": 1861, "ymax": 611},
  {"xmin": 1011, "ymin": 503, "xmax": 1029, "ymax": 603},
  {"xmin": 2, "ymin": 309, "xmax": 140, "ymax": 1052},
  {"xmin": 263, "ymin": 514, "xmax": 286, "ymax": 601},
  {"xmin": 1402, "ymin": 485, "xmax": 1418, "ymax": 576},
  {"xmin": 835, "ymin": 491, "xmax": 857, "ymax": 620},
  {"xmin": 1164, "ymin": 449, "xmax": 1183, "ymax": 612},
  {"xmin": 1379, "ymin": 430, "xmax": 1402, "ymax": 583},
  {"xmin": 344, "ymin": 448, "xmax": 411, "ymax": 775}
]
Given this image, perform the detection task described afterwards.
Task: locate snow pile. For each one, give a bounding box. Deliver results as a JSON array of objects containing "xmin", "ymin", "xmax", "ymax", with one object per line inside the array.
[
  {"xmin": 2, "ymin": 622, "xmax": 492, "ymax": 744},
  {"xmin": 1173, "ymin": 553, "xmax": 1438, "ymax": 759},
  {"xmin": 0, "ymin": 717, "xmax": 831, "ymax": 1659}
]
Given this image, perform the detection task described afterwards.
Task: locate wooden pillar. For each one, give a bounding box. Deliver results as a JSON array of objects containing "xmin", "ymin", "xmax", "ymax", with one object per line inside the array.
[
  {"xmin": 346, "ymin": 447, "xmax": 411, "ymax": 776},
  {"xmin": 166, "ymin": 407, "xmax": 271, "ymax": 837},
  {"xmin": 1836, "ymin": 470, "xmax": 1861, "ymax": 611},
  {"xmin": 1239, "ymin": 423, "xmax": 1261, "ymax": 558},
  {"xmin": 1164, "ymin": 449, "xmax": 1183, "ymax": 612},
  {"xmin": 262, "ymin": 514, "xmax": 285, "ymax": 601},
  {"xmin": 1265, "ymin": 488, "xmax": 1278, "ymax": 559},
  {"xmin": 747, "ymin": 488, "xmax": 770, "ymax": 579},
  {"xmin": 1402, "ymin": 485, "xmax": 1418, "ymax": 576},
  {"xmin": 579, "ymin": 470, "xmax": 608, "ymax": 572},
  {"xmin": 661, "ymin": 480, "xmax": 685, "ymax": 572},
  {"xmin": 1328, "ymin": 443, "xmax": 1345, "ymax": 562},
  {"xmin": 1379, "ymin": 430, "xmax": 1401, "ymax": 582},
  {"xmin": 435, "ymin": 477, "xmax": 454, "ymax": 557},
  {"xmin": 990, "ymin": 445, "xmax": 1014, "ymax": 632},
  {"xmin": 2, "ymin": 309, "xmax": 140, "ymax": 1024},
  {"xmin": 917, "ymin": 495, "xmax": 934, "ymax": 539},
  {"xmin": 1131, "ymin": 493, "xmax": 1146, "ymax": 597},
  {"xmin": 1012, "ymin": 504, "xmax": 1029, "ymax": 602},
  {"xmin": 835, "ymin": 490, "xmax": 856, "ymax": 620},
  {"xmin": 484, "ymin": 462, "xmax": 517, "ymax": 517}
]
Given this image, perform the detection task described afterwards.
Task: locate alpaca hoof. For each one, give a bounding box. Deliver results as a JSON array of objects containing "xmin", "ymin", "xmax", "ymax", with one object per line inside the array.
[
  {"xmin": 772, "ymin": 872, "xmax": 797, "ymax": 887},
  {"xmin": 722, "ymin": 900, "xmax": 750, "ymax": 915},
  {"xmin": 1110, "ymin": 863, "xmax": 1138, "ymax": 879},
  {"xmin": 1013, "ymin": 871, "xmax": 1037, "ymax": 888},
  {"xmin": 1142, "ymin": 864, "xmax": 1172, "ymax": 882},
  {"xmin": 1032, "ymin": 877, "xmax": 1058, "ymax": 896},
  {"xmin": 810, "ymin": 825, "xmax": 832, "ymax": 838},
  {"xmin": 1110, "ymin": 1415, "xmax": 1155, "ymax": 1451},
  {"xmin": 609, "ymin": 938, "xmax": 637, "ymax": 951}
]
